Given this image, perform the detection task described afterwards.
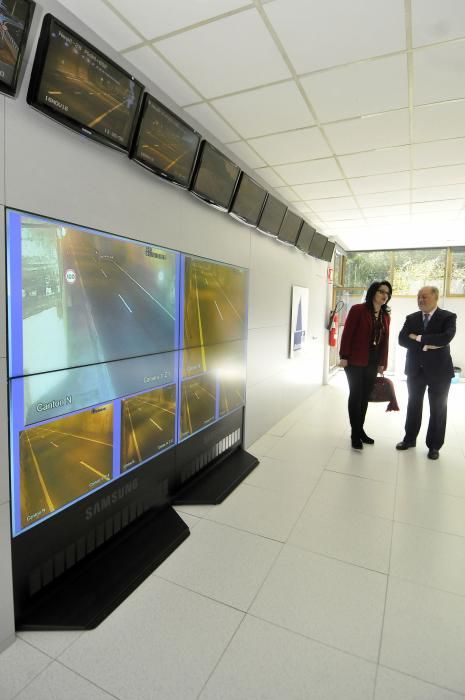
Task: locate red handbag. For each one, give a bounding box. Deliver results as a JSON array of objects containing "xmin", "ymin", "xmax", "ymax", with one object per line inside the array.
[{"xmin": 368, "ymin": 377, "xmax": 399, "ymax": 412}]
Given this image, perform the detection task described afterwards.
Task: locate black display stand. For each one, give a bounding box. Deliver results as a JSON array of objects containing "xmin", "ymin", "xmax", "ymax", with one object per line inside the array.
[
  {"xmin": 16, "ymin": 506, "xmax": 189, "ymax": 630},
  {"xmin": 173, "ymin": 447, "xmax": 259, "ymax": 505}
]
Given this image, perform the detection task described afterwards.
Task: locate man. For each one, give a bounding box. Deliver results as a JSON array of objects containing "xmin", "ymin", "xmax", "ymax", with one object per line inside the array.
[{"xmin": 396, "ymin": 286, "xmax": 457, "ymax": 460}]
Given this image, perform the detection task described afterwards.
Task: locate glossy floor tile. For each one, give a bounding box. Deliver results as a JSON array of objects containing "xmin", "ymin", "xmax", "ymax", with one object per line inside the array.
[{"xmin": 3, "ymin": 377, "xmax": 465, "ymax": 700}]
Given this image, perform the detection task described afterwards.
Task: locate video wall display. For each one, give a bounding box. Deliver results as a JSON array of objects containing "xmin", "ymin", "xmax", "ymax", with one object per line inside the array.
[
  {"xmin": 229, "ymin": 173, "xmax": 267, "ymax": 227},
  {"xmin": 6, "ymin": 210, "xmax": 248, "ymax": 536},
  {"xmin": 27, "ymin": 14, "xmax": 144, "ymax": 151},
  {"xmin": 131, "ymin": 94, "xmax": 201, "ymax": 188},
  {"xmin": 257, "ymin": 194, "xmax": 286, "ymax": 237},
  {"xmin": 277, "ymin": 210, "xmax": 302, "ymax": 246},
  {"xmin": 190, "ymin": 141, "xmax": 240, "ymax": 211},
  {"xmin": 0, "ymin": 0, "xmax": 35, "ymax": 96}
]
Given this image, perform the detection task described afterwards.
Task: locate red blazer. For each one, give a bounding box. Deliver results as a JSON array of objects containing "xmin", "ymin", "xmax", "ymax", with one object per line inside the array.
[{"xmin": 339, "ymin": 303, "xmax": 390, "ymax": 368}]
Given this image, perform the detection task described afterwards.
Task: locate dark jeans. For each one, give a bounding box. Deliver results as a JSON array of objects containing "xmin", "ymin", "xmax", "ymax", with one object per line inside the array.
[
  {"xmin": 405, "ymin": 371, "xmax": 451, "ymax": 449},
  {"xmin": 344, "ymin": 350, "xmax": 379, "ymax": 439}
]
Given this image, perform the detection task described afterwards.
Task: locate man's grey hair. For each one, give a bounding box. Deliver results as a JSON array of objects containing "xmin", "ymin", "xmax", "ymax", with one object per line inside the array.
[{"xmin": 419, "ymin": 285, "xmax": 439, "ymax": 299}]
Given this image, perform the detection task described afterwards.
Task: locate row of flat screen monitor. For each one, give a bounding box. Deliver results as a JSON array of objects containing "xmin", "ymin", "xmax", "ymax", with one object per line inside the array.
[
  {"xmin": 7, "ymin": 208, "xmax": 248, "ymax": 538},
  {"xmin": 0, "ymin": 4, "xmax": 335, "ymax": 263}
]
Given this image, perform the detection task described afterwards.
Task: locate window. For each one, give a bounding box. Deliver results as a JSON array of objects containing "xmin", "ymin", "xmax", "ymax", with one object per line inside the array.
[
  {"xmin": 393, "ymin": 248, "xmax": 446, "ymax": 295},
  {"xmin": 344, "ymin": 251, "xmax": 391, "ymax": 288},
  {"xmin": 448, "ymin": 248, "xmax": 465, "ymax": 295}
]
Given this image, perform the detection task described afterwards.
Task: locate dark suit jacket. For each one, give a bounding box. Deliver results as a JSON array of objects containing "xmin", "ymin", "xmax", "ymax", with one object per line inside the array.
[
  {"xmin": 399, "ymin": 308, "xmax": 457, "ymax": 381},
  {"xmin": 339, "ymin": 303, "xmax": 390, "ymax": 368}
]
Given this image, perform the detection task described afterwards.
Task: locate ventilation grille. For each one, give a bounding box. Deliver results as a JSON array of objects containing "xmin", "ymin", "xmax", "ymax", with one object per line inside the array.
[{"xmin": 180, "ymin": 428, "xmax": 241, "ymax": 485}]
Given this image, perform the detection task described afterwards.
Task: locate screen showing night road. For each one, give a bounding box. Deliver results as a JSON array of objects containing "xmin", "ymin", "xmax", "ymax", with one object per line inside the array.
[
  {"xmin": 7, "ymin": 210, "xmax": 178, "ymax": 377},
  {"xmin": 6, "ymin": 210, "xmax": 248, "ymax": 535},
  {"xmin": 0, "ymin": 0, "xmax": 33, "ymax": 93},
  {"xmin": 30, "ymin": 15, "xmax": 142, "ymax": 149}
]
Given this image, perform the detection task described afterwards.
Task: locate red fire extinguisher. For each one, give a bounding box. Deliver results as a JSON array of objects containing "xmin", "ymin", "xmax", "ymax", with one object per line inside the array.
[{"xmin": 329, "ymin": 312, "xmax": 338, "ymax": 347}]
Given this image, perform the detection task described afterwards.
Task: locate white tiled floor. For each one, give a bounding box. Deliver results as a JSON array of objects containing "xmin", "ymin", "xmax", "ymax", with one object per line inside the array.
[{"xmin": 2, "ymin": 375, "xmax": 465, "ymax": 699}]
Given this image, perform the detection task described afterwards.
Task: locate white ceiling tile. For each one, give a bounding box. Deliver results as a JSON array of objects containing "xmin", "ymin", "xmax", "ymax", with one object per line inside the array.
[
  {"xmin": 412, "ymin": 137, "xmax": 465, "ymax": 169},
  {"xmin": 348, "ymin": 171, "xmax": 410, "ymax": 194},
  {"xmin": 325, "ymin": 219, "xmax": 367, "ymax": 229},
  {"xmin": 264, "ymin": 0, "xmax": 405, "ymax": 73},
  {"xmin": 310, "ymin": 196, "xmax": 358, "ymax": 212},
  {"xmin": 413, "ymin": 164, "xmax": 465, "ymax": 187},
  {"xmin": 301, "ymin": 54, "xmax": 408, "ymax": 123},
  {"xmin": 293, "ymin": 202, "xmax": 313, "ymax": 213},
  {"xmin": 155, "ymin": 10, "xmax": 290, "ymax": 99},
  {"xmin": 109, "ymin": 0, "xmax": 249, "ymax": 38},
  {"xmin": 248, "ymin": 128, "xmax": 331, "ymax": 165},
  {"xmin": 412, "ymin": 184, "xmax": 465, "ymax": 201},
  {"xmin": 211, "ymin": 81, "xmax": 313, "ymax": 138},
  {"xmin": 323, "ymin": 110, "xmax": 410, "ymax": 155},
  {"xmin": 274, "ymin": 186, "xmax": 301, "ymax": 202},
  {"xmin": 411, "ymin": 212, "xmax": 458, "ymax": 223},
  {"xmin": 364, "ymin": 215, "xmax": 411, "ymax": 225},
  {"xmin": 123, "ymin": 46, "xmax": 200, "ymax": 105},
  {"xmin": 318, "ymin": 210, "xmax": 361, "ymax": 221},
  {"xmin": 414, "ymin": 100, "xmax": 465, "ymax": 141},
  {"xmin": 413, "ymin": 42, "xmax": 465, "ymax": 105},
  {"xmin": 412, "ymin": 0, "xmax": 465, "ymax": 47},
  {"xmin": 224, "ymin": 141, "xmax": 266, "ymax": 169},
  {"xmin": 412, "ymin": 199, "xmax": 464, "ymax": 213},
  {"xmin": 356, "ymin": 191, "xmax": 410, "ymax": 207},
  {"xmin": 59, "ymin": 0, "xmax": 141, "ymax": 50},
  {"xmin": 185, "ymin": 103, "xmax": 239, "ymax": 142},
  {"xmin": 292, "ymin": 180, "xmax": 351, "ymax": 199},
  {"xmin": 363, "ymin": 204, "xmax": 410, "ymax": 217},
  {"xmin": 339, "ymin": 146, "xmax": 410, "ymax": 177},
  {"xmin": 273, "ymin": 158, "xmax": 341, "ymax": 184},
  {"xmin": 254, "ymin": 167, "xmax": 286, "ymax": 188}
]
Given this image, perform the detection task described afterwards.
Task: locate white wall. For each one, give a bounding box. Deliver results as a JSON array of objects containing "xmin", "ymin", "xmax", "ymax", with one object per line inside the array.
[{"xmin": 0, "ymin": 0, "xmax": 328, "ymax": 651}]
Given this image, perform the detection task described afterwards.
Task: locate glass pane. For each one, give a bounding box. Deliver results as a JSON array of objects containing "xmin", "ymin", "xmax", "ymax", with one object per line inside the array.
[
  {"xmin": 328, "ymin": 288, "xmax": 365, "ymax": 369},
  {"xmin": 449, "ymin": 248, "xmax": 465, "ymax": 294},
  {"xmin": 344, "ymin": 251, "xmax": 391, "ymax": 288},
  {"xmin": 393, "ymin": 248, "xmax": 446, "ymax": 295},
  {"xmin": 333, "ymin": 249, "xmax": 344, "ymax": 286}
]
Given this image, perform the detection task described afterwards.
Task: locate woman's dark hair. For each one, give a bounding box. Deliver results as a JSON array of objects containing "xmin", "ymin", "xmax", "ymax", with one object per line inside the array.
[{"xmin": 365, "ymin": 280, "xmax": 392, "ymax": 313}]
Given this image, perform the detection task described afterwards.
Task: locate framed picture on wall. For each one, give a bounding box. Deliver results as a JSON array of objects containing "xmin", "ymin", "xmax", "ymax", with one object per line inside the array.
[{"xmin": 290, "ymin": 285, "xmax": 309, "ymax": 358}]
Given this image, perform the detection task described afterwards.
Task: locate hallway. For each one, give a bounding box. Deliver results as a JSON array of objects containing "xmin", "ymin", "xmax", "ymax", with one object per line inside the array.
[{"xmin": 1, "ymin": 374, "xmax": 465, "ymax": 699}]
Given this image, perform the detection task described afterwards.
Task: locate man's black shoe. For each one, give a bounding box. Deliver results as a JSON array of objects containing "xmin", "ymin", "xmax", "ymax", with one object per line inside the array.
[
  {"xmin": 351, "ymin": 438, "xmax": 363, "ymax": 450},
  {"xmin": 396, "ymin": 441, "xmax": 416, "ymax": 450},
  {"xmin": 361, "ymin": 431, "xmax": 375, "ymax": 445},
  {"xmin": 427, "ymin": 449, "xmax": 439, "ymax": 460}
]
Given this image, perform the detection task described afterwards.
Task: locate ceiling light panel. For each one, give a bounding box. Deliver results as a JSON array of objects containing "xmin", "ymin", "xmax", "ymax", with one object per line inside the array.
[
  {"xmin": 211, "ymin": 82, "xmax": 314, "ymax": 139},
  {"xmin": 155, "ymin": 10, "xmax": 291, "ymax": 98},
  {"xmin": 301, "ymin": 54, "xmax": 408, "ymax": 123}
]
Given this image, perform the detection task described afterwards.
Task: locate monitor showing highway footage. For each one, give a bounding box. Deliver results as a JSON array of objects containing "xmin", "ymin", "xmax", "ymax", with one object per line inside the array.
[
  {"xmin": 191, "ymin": 142, "xmax": 240, "ymax": 210},
  {"xmin": 17, "ymin": 403, "xmax": 113, "ymax": 531},
  {"xmin": 6, "ymin": 209, "xmax": 178, "ymax": 378},
  {"xmin": 121, "ymin": 384, "xmax": 176, "ymax": 472},
  {"xmin": 180, "ymin": 373, "xmax": 216, "ymax": 440},
  {"xmin": 29, "ymin": 15, "xmax": 142, "ymax": 149},
  {"xmin": 0, "ymin": 0, "xmax": 34, "ymax": 93},
  {"xmin": 133, "ymin": 95, "xmax": 200, "ymax": 188}
]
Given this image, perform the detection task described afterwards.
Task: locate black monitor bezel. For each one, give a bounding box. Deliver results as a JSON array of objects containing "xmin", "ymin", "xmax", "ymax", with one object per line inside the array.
[
  {"xmin": 256, "ymin": 194, "xmax": 287, "ymax": 237},
  {"xmin": 228, "ymin": 172, "xmax": 267, "ymax": 227},
  {"xmin": 321, "ymin": 239, "xmax": 336, "ymax": 262},
  {"xmin": 277, "ymin": 209, "xmax": 303, "ymax": 246},
  {"xmin": 0, "ymin": 0, "xmax": 35, "ymax": 97},
  {"xmin": 308, "ymin": 231, "xmax": 328, "ymax": 259},
  {"xmin": 295, "ymin": 221, "xmax": 316, "ymax": 253},
  {"xmin": 26, "ymin": 14, "xmax": 144, "ymax": 153},
  {"xmin": 189, "ymin": 141, "xmax": 241, "ymax": 212},
  {"xmin": 129, "ymin": 93, "xmax": 201, "ymax": 189}
]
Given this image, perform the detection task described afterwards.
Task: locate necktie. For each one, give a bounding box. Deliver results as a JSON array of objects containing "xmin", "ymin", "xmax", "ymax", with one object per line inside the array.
[{"xmin": 423, "ymin": 313, "xmax": 430, "ymax": 329}]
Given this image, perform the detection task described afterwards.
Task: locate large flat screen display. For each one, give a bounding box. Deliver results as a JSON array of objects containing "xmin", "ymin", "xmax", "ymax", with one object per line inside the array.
[
  {"xmin": 321, "ymin": 240, "xmax": 336, "ymax": 262},
  {"xmin": 0, "ymin": 0, "xmax": 35, "ymax": 96},
  {"xmin": 277, "ymin": 210, "xmax": 303, "ymax": 246},
  {"xmin": 130, "ymin": 93, "xmax": 201, "ymax": 189},
  {"xmin": 295, "ymin": 222, "xmax": 315, "ymax": 253},
  {"xmin": 6, "ymin": 210, "xmax": 248, "ymax": 536},
  {"xmin": 308, "ymin": 231, "xmax": 327, "ymax": 259},
  {"xmin": 229, "ymin": 173, "xmax": 267, "ymax": 227},
  {"xmin": 27, "ymin": 14, "xmax": 144, "ymax": 151},
  {"xmin": 190, "ymin": 141, "xmax": 240, "ymax": 211},
  {"xmin": 257, "ymin": 194, "xmax": 286, "ymax": 237}
]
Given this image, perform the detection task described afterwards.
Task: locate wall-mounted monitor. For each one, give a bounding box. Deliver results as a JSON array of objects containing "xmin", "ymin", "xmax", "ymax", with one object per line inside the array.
[
  {"xmin": 190, "ymin": 141, "xmax": 241, "ymax": 211},
  {"xmin": 308, "ymin": 231, "xmax": 327, "ymax": 259},
  {"xmin": 295, "ymin": 222, "xmax": 315, "ymax": 253},
  {"xmin": 0, "ymin": 0, "xmax": 35, "ymax": 96},
  {"xmin": 130, "ymin": 93, "xmax": 201, "ymax": 189},
  {"xmin": 229, "ymin": 173, "xmax": 267, "ymax": 227},
  {"xmin": 321, "ymin": 239, "xmax": 336, "ymax": 262},
  {"xmin": 277, "ymin": 210, "xmax": 303, "ymax": 246},
  {"xmin": 256, "ymin": 194, "xmax": 286, "ymax": 237},
  {"xmin": 27, "ymin": 14, "xmax": 144, "ymax": 151}
]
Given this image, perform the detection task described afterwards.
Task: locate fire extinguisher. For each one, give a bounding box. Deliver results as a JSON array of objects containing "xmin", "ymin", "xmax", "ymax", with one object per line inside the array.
[{"xmin": 329, "ymin": 313, "xmax": 338, "ymax": 347}]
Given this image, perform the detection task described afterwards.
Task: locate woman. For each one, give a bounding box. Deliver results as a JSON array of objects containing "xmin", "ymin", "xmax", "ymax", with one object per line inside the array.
[{"xmin": 339, "ymin": 280, "xmax": 392, "ymax": 449}]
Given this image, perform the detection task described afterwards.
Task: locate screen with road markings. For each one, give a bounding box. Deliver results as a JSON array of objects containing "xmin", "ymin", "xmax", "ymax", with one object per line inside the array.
[
  {"xmin": 6, "ymin": 210, "xmax": 248, "ymax": 535},
  {"xmin": 27, "ymin": 14, "xmax": 143, "ymax": 151},
  {"xmin": 0, "ymin": 0, "xmax": 35, "ymax": 95}
]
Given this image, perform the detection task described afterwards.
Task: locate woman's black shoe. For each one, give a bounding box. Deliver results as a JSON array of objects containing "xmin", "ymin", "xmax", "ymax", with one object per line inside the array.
[
  {"xmin": 351, "ymin": 438, "xmax": 363, "ymax": 449},
  {"xmin": 361, "ymin": 431, "xmax": 375, "ymax": 445}
]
